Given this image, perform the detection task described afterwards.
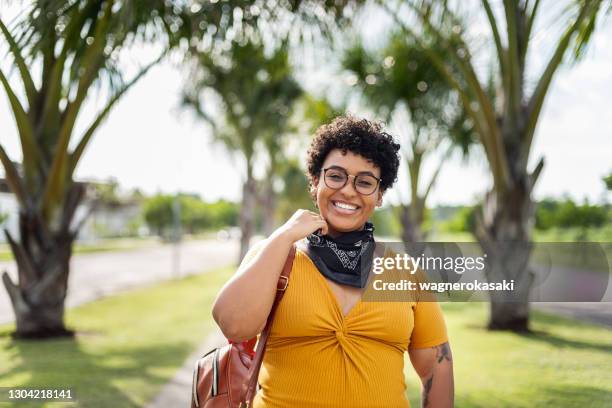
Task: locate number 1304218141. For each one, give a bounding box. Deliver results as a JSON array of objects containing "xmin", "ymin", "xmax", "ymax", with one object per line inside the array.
[{"xmin": 0, "ymin": 387, "xmax": 74, "ymax": 401}]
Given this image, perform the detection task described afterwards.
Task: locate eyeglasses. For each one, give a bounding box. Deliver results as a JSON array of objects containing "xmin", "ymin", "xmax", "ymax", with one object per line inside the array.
[{"xmin": 322, "ymin": 166, "xmax": 381, "ymax": 195}]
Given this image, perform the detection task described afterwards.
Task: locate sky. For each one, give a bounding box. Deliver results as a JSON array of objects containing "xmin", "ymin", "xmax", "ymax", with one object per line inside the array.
[{"xmin": 0, "ymin": 3, "xmax": 610, "ymax": 208}]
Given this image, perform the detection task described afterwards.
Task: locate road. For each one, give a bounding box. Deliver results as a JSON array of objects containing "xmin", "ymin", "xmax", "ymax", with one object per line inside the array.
[{"xmin": 0, "ymin": 238, "xmax": 239, "ymax": 324}]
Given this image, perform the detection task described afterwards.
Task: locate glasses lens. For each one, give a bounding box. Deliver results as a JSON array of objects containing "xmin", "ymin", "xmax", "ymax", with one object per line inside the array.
[
  {"xmin": 324, "ymin": 169, "xmax": 347, "ymax": 189},
  {"xmin": 355, "ymin": 174, "xmax": 378, "ymax": 195}
]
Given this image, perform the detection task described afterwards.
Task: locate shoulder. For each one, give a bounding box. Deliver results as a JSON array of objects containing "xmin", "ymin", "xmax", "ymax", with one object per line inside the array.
[
  {"xmin": 239, "ymin": 238, "xmax": 269, "ymax": 267},
  {"xmin": 241, "ymin": 239, "xmax": 309, "ymax": 269}
]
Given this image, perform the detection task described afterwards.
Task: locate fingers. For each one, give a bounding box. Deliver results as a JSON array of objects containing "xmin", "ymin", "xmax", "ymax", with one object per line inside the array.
[
  {"xmin": 306, "ymin": 210, "xmax": 320, "ymax": 218},
  {"xmin": 293, "ymin": 209, "xmax": 329, "ymax": 237},
  {"xmin": 306, "ymin": 210, "xmax": 328, "ymax": 235},
  {"xmin": 319, "ymin": 219, "xmax": 329, "ymax": 236},
  {"xmin": 316, "ymin": 214, "xmax": 328, "ymax": 236}
]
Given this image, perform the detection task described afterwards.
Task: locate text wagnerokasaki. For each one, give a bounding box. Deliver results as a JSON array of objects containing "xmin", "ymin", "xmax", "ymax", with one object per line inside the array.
[{"xmin": 372, "ymin": 280, "xmax": 515, "ymax": 293}]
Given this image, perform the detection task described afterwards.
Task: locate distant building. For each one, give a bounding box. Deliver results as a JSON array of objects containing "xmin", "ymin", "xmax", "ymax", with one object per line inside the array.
[
  {"xmin": 0, "ymin": 178, "xmax": 146, "ymax": 243},
  {"xmin": 77, "ymin": 199, "xmax": 145, "ymax": 242},
  {"xmin": 0, "ymin": 179, "xmax": 19, "ymax": 242}
]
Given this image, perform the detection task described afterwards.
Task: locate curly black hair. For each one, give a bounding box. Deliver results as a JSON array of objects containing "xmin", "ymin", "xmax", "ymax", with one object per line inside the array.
[{"xmin": 306, "ymin": 115, "xmax": 400, "ymax": 195}]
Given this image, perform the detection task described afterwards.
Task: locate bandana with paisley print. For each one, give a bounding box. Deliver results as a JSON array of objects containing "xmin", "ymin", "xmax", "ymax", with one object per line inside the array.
[{"xmin": 299, "ymin": 222, "xmax": 376, "ymax": 288}]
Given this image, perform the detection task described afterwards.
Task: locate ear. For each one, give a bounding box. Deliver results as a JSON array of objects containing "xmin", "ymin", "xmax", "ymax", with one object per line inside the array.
[
  {"xmin": 310, "ymin": 176, "xmax": 320, "ymax": 208},
  {"xmin": 376, "ymin": 190, "xmax": 383, "ymax": 207},
  {"xmin": 311, "ymin": 176, "xmax": 319, "ymax": 193}
]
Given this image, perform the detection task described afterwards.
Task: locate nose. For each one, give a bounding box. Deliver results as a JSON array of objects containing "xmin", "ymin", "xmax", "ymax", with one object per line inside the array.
[{"xmin": 339, "ymin": 175, "xmax": 359, "ymax": 196}]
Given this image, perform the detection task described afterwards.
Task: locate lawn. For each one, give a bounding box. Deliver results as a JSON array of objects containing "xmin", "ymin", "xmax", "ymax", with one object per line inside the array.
[
  {"xmin": 404, "ymin": 303, "xmax": 612, "ymax": 407},
  {"xmin": 0, "ymin": 267, "xmax": 233, "ymax": 408},
  {"xmin": 1, "ymin": 267, "xmax": 610, "ymax": 407}
]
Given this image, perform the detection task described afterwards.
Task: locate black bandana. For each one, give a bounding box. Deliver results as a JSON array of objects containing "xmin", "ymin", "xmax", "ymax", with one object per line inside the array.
[{"xmin": 298, "ymin": 222, "xmax": 376, "ymax": 288}]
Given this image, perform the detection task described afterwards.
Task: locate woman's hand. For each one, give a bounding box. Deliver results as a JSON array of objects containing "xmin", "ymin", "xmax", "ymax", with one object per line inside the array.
[{"xmin": 278, "ymin": 209, "xmax": 329, "ymax": 243}]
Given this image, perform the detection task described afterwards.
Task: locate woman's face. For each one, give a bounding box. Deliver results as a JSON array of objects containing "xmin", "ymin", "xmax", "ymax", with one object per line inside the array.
[{"xmin": 312, "ymin": 149, "xmax": 383, "ymax": 236}]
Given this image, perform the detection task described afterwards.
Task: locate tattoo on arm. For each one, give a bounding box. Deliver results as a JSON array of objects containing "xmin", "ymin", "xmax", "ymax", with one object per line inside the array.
[
  {"xmin": 434, "ymin": 342, "xmax": 451, "ymax": 364},
  {"xmin": 422, "ymin": 374, "xmax": 433, "ymax": 407},
  {"xmin": 422, "ymin": 343, "xmax": 451, "ymax": 407},
  {"xmin": 419, "ymin": 342, "xmax": 452, "ymax": 407}
]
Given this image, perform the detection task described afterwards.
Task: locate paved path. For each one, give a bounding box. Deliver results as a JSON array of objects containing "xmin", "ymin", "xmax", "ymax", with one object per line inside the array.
[
  {"xmin": 529, "ymin": 263, "xmax": 612, "ymax": 328},
  {"xmin": 532, "ymin": 302, "xmax": 612, "ymax": 327},
  {"xmin": 145, "ymin": 329, "xmax": 226, "ymax": 408},
  {"xmin": 0, "ymin": 238, "xmax": 239, "ymax": 324}
]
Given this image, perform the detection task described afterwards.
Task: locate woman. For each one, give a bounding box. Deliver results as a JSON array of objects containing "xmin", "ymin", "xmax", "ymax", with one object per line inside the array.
[{"xmin": 212, "ymin": 116, "xmax": 454, "ymax": 407}]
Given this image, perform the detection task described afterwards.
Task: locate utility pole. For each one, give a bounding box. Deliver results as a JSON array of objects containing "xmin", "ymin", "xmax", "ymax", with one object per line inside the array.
[{"xmin": 172, "ymin": 196, "xmax": 182, "ymax": 279}]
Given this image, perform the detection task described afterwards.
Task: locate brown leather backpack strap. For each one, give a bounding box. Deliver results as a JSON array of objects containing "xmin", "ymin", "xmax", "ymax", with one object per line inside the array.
[{"xmin": 241, "ymin": 244, "xmax": 296, "ymax": 406}]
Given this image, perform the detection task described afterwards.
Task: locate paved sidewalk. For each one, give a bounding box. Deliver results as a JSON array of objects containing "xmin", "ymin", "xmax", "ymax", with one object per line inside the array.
[
  {"xmin": 531, "ymin": 266, "xmax": 612, "ymax": 328},
  {"xmin": 533, "ymin": 302, "xmax": 612, "ymax": 327},
  {"xmin": 145, "ymin": 329, "xmax": 226, "ymax": 408}
]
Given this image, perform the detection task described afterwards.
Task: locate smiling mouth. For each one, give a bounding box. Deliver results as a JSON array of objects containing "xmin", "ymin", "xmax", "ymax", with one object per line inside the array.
[{"xmin": 331, "ymin": 201, "xmax": 360, "ymax": 212}]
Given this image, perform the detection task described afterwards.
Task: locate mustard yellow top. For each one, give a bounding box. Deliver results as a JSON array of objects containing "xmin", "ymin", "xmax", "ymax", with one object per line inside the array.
[{"xmin": 249, "ymin": 247, "xmax": 448, "ymax": 408}]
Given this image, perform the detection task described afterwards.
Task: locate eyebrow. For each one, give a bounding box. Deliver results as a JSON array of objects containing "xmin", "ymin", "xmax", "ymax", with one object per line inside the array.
[{"xmin": 326, "ymin": 165, "xmax": 378, "ymax": 178}]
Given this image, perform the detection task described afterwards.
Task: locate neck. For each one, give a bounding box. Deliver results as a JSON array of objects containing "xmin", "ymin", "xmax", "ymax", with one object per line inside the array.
[{"xmin": 326, "ymin": 222, "xmax": 366, "ymax": 239}]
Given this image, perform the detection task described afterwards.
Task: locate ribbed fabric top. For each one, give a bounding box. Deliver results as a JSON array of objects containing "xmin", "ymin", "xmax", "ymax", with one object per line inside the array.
[{"xmin": 245, "ymin": 246, "xmax": 448, "ymax": 408}]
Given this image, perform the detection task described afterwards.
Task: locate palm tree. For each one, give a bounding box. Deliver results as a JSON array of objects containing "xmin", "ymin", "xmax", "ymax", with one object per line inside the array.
[
  {"xmin": 0, "ymin": 0, "xmax": 359, "ymax": 340},
  {"xmin": 262, "ymin": 95, "xmax": 345, "ymax": 226},
  {"xmin": 257, "ymin": 51, "xmax": 304, "ymax": 236},
  {"xmin": 300, "ymin": 94, "xmax": 347, "ymax": 134},
  {"xmin": 177, "ymin": 0, "xmax": 362, "ymax": 260},
  {"xmin": 343, "ymin": 31, "xmax": 474, "ymax": 242},
  {"xmin": 182, "ymin": 40, "xmax": 302, "ymax": 262},
  {"xmin": 380, "ymin": 0, "xmax": 607, "ymax": 331},
  {"xmin": 0, "ymin": 0, "xmax": 195, "ymax": 338},
  {"xmin": 275, "ymin": 158, "xmax": 318, "ymax": 223},
  {"xmin": 0, "ymin": 0, "xmax": 305, "ymax": 338}
]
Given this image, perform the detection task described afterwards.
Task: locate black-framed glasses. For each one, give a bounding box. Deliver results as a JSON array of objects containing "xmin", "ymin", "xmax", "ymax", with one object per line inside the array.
[{"xmin": 322, "ymin": 166, "xmax": 381, "ymax": 195}]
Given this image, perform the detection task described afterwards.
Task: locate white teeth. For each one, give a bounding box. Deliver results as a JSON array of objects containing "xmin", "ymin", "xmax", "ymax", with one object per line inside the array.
[{"xmin": 333, "ymin": 201, "xmax": 357, "ymax": 210}]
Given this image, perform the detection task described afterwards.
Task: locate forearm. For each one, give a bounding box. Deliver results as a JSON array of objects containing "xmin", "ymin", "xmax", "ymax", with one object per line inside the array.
[
  {"xmin": 419, "ymin": 353, "xmax": 453, "ymax": 407},
  {"xmin": 409, "ymin": 342, "xmax": 454, "ymax": 408},
  {"xmin": 212, "ymin": 228, "xmax": 294, "ymax": 341}
]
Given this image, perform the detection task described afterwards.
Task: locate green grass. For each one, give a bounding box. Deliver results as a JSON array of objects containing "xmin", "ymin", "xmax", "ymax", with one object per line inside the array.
[
  {"xmin": 0, "ymin": 267, "xmax": 233, "ymax": 408},
  {"xmin": 404, "ymin": 303, "xmax": 612, "ymax": 407},
  {"xmin": 428, "ymin": 231, "xmax": 477, "ymax": 242},
  {"xmin": 432, "ymin": 225, "xmax": 612, "ymax": 243},
  {"xmin": 1, "ymin": 268, "xmax": 611, "ymax": 407},
  {"xmin": 533, "ymin": 225, "xmax": 612, "ymax": 242}
]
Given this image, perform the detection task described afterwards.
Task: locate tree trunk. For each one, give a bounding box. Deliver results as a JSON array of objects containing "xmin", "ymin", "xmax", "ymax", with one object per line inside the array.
[
  {"xmin": 475, "ymin": 181, "xmax": 536, "ymax": 332},
  {"xmin": 261, "ymin": 182, "xmax": 276, "ymax": 236},
  {"xmin": 238, "ymin": 175, "xmax": 257, "ymax": 263},
  {"xmin": 2, "ymin": 213, "xmax": 75, "ymax": 339},
  {"xmin": 1, "ymin": 182, "xmax": 86, "ymax": 338},
  {"xmin": 400, "ymin": 201, "xmax": 425, "ymax": 243}
]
